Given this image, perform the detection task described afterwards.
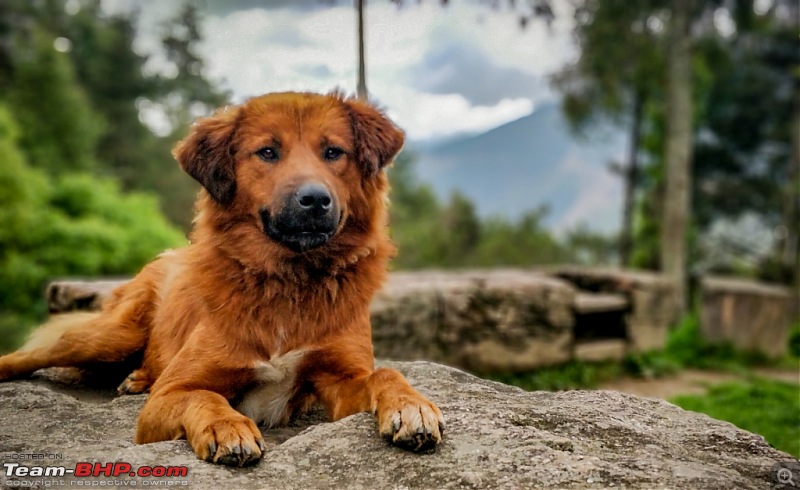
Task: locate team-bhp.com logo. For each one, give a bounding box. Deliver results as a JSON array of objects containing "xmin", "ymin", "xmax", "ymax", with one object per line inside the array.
[{"xmin": 4, "ymin": 462, "xmax": 187, "ymax": 478}]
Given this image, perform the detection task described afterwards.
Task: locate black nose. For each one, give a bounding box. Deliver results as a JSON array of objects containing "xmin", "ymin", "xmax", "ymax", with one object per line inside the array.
[{"xmin": 295, "ymin": 183, "xmax": 332, "ymax": 212}]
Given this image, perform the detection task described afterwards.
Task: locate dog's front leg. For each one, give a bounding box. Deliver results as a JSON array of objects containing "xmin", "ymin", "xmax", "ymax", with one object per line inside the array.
[
  {"xmin": 307, "ymin": 340, "xmax": 445, "ymax": 452},
  {"xmin": 136, "ymin": 386, "xmax": 266, "ymax": 467},
  {"xmin": 133, "ymin": 337, "xmax": 267, "ymax": 468}
]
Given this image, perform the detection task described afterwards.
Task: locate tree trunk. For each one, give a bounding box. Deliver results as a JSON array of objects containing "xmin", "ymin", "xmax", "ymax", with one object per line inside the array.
[
  {"xmin": 619, "ymin": 90, "xmax": 645, "ymax": 267},
  {"xmin": 356, "ymin": 0, "xmax": 368, "ymax": 101},
  {"xmin": 660, "ymin": 0, "xmax": 693, "ymax": 318},
  {"xmin": 783, "ymin": 89, "xmax": 800, "ymax": 321}
]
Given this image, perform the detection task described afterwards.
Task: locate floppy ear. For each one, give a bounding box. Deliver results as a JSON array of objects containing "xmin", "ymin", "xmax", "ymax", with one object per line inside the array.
[
  {"xmin": 343, "ymin": 99, "xmax": 405, "ymax": 176},
  {"xmin": 172, "ymin": 106, "xmax": 240, "ymax": 206}
]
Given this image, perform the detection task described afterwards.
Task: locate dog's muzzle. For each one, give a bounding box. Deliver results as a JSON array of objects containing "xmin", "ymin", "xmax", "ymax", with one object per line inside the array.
[{"xmin": 260, "ymin": 182, "xmax": 341, "ymax": 253}]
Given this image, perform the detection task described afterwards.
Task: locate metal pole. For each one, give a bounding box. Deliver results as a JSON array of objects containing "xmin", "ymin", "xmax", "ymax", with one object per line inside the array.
[{"xmin": 356, "ymin": 0, "xmax": 368, "ymax": 100}]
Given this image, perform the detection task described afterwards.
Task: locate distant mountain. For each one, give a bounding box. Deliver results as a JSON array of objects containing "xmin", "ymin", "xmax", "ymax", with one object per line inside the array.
[{"xmin": 407, "ymin": 102, "xmax": 627, "ymax": 234}]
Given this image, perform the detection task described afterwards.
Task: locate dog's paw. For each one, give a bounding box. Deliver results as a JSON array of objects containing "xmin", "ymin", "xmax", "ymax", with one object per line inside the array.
[
  {"xmin": 189, "ymin": 416, "xmax": 266, "ymax": 467},
  {"xmin": 377, "ymin": 393, "xmax": 444, "ymax": 453},
  {"xmin": 117, "ymin": 369, "xmax": 151, "ymax": 395}
]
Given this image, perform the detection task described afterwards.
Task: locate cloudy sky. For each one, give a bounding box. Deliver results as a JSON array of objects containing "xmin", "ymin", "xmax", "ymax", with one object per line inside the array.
[{"xmin": 102, "ymin": 0, "xmax": 578, "ymax": 142}]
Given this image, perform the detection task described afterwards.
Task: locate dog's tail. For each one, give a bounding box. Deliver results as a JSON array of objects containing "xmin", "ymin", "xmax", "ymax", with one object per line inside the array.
[
  {"xmin": 0, "ymin": 256, "xmax": 171, "ymax": 382},
  {"xmin": 19, "ymin": 312, "xmax": 102, "ymax": 353}
]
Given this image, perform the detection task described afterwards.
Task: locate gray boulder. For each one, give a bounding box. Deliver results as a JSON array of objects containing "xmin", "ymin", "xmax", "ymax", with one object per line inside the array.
[{"xmin": 0, "ymin": 361, "xmax": 793, "ymax": 489}]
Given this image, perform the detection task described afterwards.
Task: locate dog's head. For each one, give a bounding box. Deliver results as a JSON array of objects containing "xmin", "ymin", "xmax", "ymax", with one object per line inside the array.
[{"xmin": 174, "ymin": 92, "xmax": 404, "ymax": 257}]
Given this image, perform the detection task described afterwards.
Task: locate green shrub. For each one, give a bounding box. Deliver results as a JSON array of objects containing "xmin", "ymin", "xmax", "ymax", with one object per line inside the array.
[
  {"xmin": 0, "ymin": 105, "xmax": 185, "ymax": 353},
  {"xmin": 622, "ymin": 351, "xmax": 682, "ymax": 379},
  {"xmin": 789, "ymin": 322, "xmax": 800, "ymax": 359},
  {"xmin": 490, "ymin": 361, "xmax": 624, "ymax": 391},
  {"xmin": 661, "ymin": 312, "xmax": 776, "ymax": 371}
]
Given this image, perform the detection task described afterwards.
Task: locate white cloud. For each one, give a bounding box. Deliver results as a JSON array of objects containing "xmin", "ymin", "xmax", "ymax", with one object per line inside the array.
[
  {"xmin": 195, "ymin": 2, "xmax": 572, "ymax": 141},
  {"xmin": 392, "ymin": 94, "xmax": 534, "ymax": 141}
]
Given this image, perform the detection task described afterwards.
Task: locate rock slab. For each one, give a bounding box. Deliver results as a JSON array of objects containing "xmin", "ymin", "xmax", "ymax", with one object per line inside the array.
[{"xmin": 0, "ymin": 361, "xmax": 795, "ymax": 489}]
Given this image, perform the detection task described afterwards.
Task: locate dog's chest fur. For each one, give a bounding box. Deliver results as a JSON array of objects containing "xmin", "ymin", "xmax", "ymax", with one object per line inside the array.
[{"xmin": 234, "ymin": 350, "xmax": 306, "ymax": 427}]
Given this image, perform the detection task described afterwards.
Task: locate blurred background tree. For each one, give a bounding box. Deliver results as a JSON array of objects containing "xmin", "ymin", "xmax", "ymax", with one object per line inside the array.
[
  {"xmin": 552, "ymin": 0, "xmax": 799, "ymax": 311},
  {"xmin": 0, "ymin": 0, "xmax": 228, "ymax": 227},
  {"xmin": 387, "ymin": 153, "xmax": 613, "ymax": 269},
  {"xmin": 0, "ymin": 0, "xmax": 230, "ymax": 350},
  {"xmin": 551, "ymin": 0, "xmax": 664, "ymax": 268},
  {"xmin": 0, "ymin": 104, "xmax": 184, "ymax": 351}
]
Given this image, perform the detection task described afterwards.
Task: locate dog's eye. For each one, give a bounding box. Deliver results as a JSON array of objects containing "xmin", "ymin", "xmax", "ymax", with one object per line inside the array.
[
  {"xmin": 256, "ymin": 147, "xmax": 280, "ymax": 162},
  {"xmin": 323, "ymin": 147, "xmax": 345, "ymax": 162}
]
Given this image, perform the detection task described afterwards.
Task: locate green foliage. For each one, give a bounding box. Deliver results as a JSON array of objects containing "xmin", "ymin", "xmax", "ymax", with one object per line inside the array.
[
  {"xmin": 0, "ymin": 106, "xmax": 185, "ymax": 353},
  {"xmin": 470, "ymin": 209, "xmax": 571, "ymax": 267},
  {"xmin": 388, "ymin": 152, "xmax": 449, "ymax": 268},
  {"xmin": 0, "ymin": 0, "xmax": 229, "ymax": 228},
  {"xmin": 612, "ymin": 312, "xmax": 793, "ymax": 379},
  {"xmin": 671, "ymin": 379, "xmax": 800, "ymax": 457},
  {"xmin": 789, "ymin": 323, "xmax": 800, "ymax": 359},
  {"xmin": 489, "ymin": 352, "xmax": 681, "ymax": 393},
  {"xmin": 562, "ymin": 225, "xmax": 620, "ymax": 266},
  {"xmin": 557, "ymin": 1, "xmax": 799, "ymax": 281},
  {"xmin": 552, "ymin": 0, "xmax": 665, "ymax": 134},
  {"xmin": 621, "ymin": 350, "xmax": 682, "ymax": 379},
  {"xmin": 6, "ymin": 27, "xmax": 103, "ymax": 175},
  {"xmin": 663, "ymin": 313, "xmax": 776, "ymax": 371},
  {"xmin": 490, "ymin": 361, "xmax": 624, "ymax": 392}
]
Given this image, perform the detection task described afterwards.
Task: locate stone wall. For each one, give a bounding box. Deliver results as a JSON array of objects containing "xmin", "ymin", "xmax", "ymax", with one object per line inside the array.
[
  {"xmin": 553, "ymin": 267, "xmax": 678, "ymax": 353},
  {"xmin": 700, "ymin": 276, "xmax": 795, "ymax": 359},
  {"xmin": 371, "ymin": 271, "xmax": 576, "ymax": 372},
  {"xmin": 44, "ymin": 268, "xmax": 677, "ymax": 374}
]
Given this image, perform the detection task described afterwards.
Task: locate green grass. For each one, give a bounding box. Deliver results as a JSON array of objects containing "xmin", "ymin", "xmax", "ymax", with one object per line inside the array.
[
  {"xmin": 490, "ymin": 360, "xmax": 625, "ymax": 391},
  {"xmin": 670, "ymin": 378, "xmax": 800, "ymax": 458}
]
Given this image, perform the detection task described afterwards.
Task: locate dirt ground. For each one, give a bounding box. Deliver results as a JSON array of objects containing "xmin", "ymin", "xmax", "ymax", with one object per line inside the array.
[{"xmin": 600, "ymin": 368, "xmax": 800, "ymax": 400}]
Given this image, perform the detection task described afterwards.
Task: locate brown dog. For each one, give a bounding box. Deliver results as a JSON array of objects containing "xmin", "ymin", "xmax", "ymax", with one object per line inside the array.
[{"xmin": 0, "ymin": 92, "xmax": 444, "ymax": 466}]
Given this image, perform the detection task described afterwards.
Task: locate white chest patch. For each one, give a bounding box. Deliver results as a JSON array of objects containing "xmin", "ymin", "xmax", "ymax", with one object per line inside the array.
[{"xmin": 235, "ymin": 350, "xmax": 305, "ymax": 428}]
